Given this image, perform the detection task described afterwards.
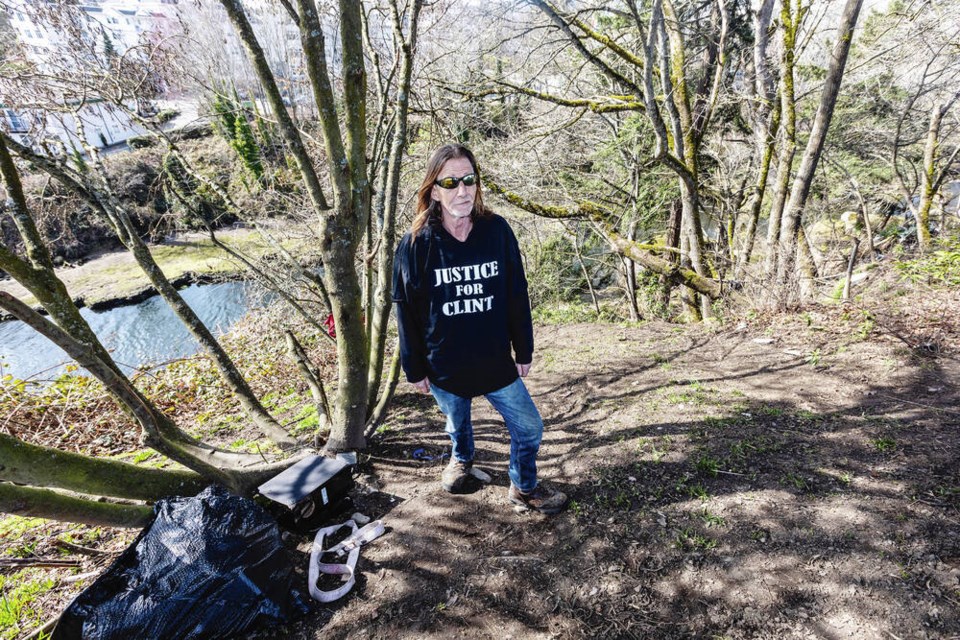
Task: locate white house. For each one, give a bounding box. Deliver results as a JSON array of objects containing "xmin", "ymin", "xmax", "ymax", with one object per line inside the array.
[
  {"xmin": 2, "ymin": 100, "xmax": 148, "ymax": 152},
  {"xmin": 3, "ymin": 0, "xmax": 180, "ymax": 151},
  {"xmin": 2, "ymin": 0, "xmax": 349, "ymax": 151}
]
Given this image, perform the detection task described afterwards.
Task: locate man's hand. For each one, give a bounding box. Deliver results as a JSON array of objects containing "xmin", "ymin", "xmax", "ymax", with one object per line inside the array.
[
  {"xmin": 412, "ymin": 377, "xmax": 431, "ymax": 393},
  {"xmin": 516, "ymin": 361, "xmax": 532, "ymax": 377}
]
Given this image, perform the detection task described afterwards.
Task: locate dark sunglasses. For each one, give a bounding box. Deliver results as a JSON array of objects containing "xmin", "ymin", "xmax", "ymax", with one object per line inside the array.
[{"xmin": 434, "ymin": 173, "xmax": 477, "ymax": 189}]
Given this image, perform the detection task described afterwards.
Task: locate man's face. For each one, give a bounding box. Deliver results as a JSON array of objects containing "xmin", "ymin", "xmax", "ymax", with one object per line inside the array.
[{"xmin": 431, "ymin": 157, "xmax": 477, "ymax": 220}]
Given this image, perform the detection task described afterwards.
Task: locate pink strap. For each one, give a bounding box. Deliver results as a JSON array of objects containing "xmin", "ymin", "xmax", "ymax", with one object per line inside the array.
[
  {"xmin": 308, "ymin": 518, "xmax": 386, "ymax": 603},
  {"xmin": 308, "ymin": 521, "xmax": 359, "ymax": 603}
]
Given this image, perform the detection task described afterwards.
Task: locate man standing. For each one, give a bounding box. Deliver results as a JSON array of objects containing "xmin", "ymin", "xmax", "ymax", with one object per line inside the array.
[{"xmin": 392, "ymin": 144, "xmax": 567, "ymax": 514}]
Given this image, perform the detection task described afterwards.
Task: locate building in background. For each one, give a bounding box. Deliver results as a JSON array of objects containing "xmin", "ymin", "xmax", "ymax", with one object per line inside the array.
[
  {"xmin": 1, "ymin": 0, "xmax": 351, "ymax": 152},
  {"xmin": 2, "ymin": 0, "xmax": 182, "ymax": 152},
  {"xmin": 7, "ymin": 0, "xmax": 181, "ymax": 63}
]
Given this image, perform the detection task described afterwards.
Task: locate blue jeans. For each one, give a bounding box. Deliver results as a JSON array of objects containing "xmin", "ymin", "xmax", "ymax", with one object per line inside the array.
[{"xmin": 430, "ymin": 377, "xmax": 544, "ymax": 493}]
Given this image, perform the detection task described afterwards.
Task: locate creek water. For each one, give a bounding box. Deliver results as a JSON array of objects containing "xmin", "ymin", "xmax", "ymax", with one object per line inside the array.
[{"xmin": 0, "ymin": 281, "xmax": 270, "ymax": 382}]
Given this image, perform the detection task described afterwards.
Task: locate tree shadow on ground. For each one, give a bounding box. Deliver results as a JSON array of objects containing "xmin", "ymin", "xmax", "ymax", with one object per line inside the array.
[{"xmin": 267, "ymin": 324, "xmax": 960, "ymax": 640}]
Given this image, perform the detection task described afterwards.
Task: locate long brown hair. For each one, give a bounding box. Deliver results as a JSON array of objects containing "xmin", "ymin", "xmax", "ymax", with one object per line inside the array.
[{"xmin": 410, "ymin": 144, "xmax": 489, "ymax": 236}]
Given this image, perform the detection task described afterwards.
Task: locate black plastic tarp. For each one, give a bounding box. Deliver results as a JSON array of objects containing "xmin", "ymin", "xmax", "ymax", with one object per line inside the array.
[{"xmin": 53, "ymin": 485, "xmax": 309, "ymax": 640}]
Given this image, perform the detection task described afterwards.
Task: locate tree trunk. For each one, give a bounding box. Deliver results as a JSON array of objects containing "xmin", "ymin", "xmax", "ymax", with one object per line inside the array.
[
  {"xmin": 661, "ymin": 0, "xmax": 710, "ymax": 319},
  {"xmin": 763, "ymin": 0, "xmax": 802, "ymax": 279},
  {"xmin": 682, "ymin": 186, "xmax": 710, "ymax": 320},
  {"xmin": 915, "ymin": 101, "xmax": 943, "ymax": 252},
  {"xmin": 861, "ymin": 203, "xmax": 876, "ymax": 259},
  {"xmin": 737, "ymin": 103, "xmax": 780, "ymax": 279},
  {"xmin": 365, "ymin": 344, "xmax": 402, "ymax": 439},
  {"xmin": 0, "ymin": 433, "xmax": 206, "ymax": 501},
  {"xmin": 571, "ymin": 225, "xmax": 600, "ymax": 315},
  {"xmin": 778, "ymin": 0, "xmax": 864, "ymax": 294},
  {"xmin": 0, "ymin": 483, "xmax": 153, "ymax": 528},
  {"xmin": 796, "ymin": 225, "xmax": 818, "ymax": 301},
  {"xmin": 367, "ymin": 0, "xmax": 423, "ymax": 415},
  {"xmin": 679, "ymin": 234, "xmax": 702, "ymax": 321},
  {"xmin": 736, "ymin": 0, "xmax": 778, "ymax": 278},
  {"xmin": 842, "ymin": 237, "xmax": 860, "ymax": 302},
  {"xmin": 220, "ymin": 0, "xmax": 408, "ymax": 454},
  {"xmin": 624, "ymin": 220, "xmax": 641, "ymax": 321},
  {"xmin": 322, "ymin": 231, "xmax": 369, "ymax": 453},
  {"xmin": 658, "ymin": 199, "xmax": 683, "ymax": 312}
]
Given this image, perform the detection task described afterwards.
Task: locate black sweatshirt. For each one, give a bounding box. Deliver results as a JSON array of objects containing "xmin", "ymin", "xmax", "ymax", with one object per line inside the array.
[{"xmin": 392, "ymin": 213, "xmax": 534, "ymax": 398}]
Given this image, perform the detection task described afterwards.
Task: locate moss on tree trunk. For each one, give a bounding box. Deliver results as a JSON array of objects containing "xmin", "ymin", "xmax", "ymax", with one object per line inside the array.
[
  {"xmin": 0, "ymin": 434, "xmax": 206, "ymax": 501},
  {"xmin": 0, "ymin": 483, "xmax": 153, "ymax": 528}
]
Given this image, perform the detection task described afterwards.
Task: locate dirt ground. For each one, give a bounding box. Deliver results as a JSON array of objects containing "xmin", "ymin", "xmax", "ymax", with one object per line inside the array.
[
  {"xmin": 4, "ymin": 276, "xmax": 959, "ymax": 639},
  {"xmin": 262, "ymin": 292, "xmax": 960, "ymax": 639}
]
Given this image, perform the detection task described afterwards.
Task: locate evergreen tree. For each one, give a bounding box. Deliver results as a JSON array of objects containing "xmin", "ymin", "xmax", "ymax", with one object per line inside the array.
[
  {"xmin": 102, "ymin": 32, "xmax": 116, "ymax": 59},
  {"xmin": 231, "ymin": 112, "xmax": 263, "ymax": 180}
]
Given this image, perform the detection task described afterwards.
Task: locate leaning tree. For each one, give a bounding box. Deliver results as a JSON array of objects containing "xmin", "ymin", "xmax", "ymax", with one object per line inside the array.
[
  {"xmin": 0, "ymin": 134, "xmax": 293, "ymax": 527},
  {"xmin": 0, "ymin": 0, "xmax": 423, "ymax": 526}
]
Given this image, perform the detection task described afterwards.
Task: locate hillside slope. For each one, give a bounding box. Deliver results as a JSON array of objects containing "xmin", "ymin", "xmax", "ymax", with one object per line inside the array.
[{"xmin": 291, "ymin": 297, "xmax": 959, "ymax": 640}]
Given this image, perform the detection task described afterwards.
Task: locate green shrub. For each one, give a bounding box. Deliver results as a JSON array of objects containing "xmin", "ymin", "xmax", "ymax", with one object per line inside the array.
[
  {"xmin": 156, "ymin": 108, "xmax": 180, "ymax": 124},
  {"xmin": 527, "ymin": 234, "xmax": 585, "ymax": 308},
  {"xmin": 211, "ymin": 94, "xmax": 238, "ymax": 140},
  {"xmin": 635, "ymin": 269, "xmax": 669, "ymax": 318},
  {"xmin": 894, "ymin": 237, "xmax": 960, "ymax": 286},
  {"xmin": 231, "ymin": 113, "xmax": 263, "ymax": 180},
  {"xmin": 127, "ymin": 135, "xmax": 156, "ymax": 149}
]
